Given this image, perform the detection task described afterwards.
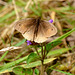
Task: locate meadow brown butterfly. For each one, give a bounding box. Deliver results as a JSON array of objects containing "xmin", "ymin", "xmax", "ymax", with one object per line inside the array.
[{"xmin": 14, "ymin": 18, "xmax": 57, "ymax": 43}]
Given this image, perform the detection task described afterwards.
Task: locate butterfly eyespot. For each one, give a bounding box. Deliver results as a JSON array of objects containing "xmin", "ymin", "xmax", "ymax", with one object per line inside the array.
[
  {"xmin": 19, "ymin": 24, "xmax": 21, "ymax": 26},
  {"xmin": 51, "ymin": 29, "xmax": 53, "ymax": 30}
]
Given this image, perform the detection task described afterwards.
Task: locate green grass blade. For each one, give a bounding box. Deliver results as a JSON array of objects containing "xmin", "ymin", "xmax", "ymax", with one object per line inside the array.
[
  {"xmin": 21, "ymin": 58, "xmax": 56, "ymax": 68},
  {"xmin": 47, "ymin": 48, "xmax": 71, "ymax": 57},
  {"xmin": 0, "ymin": 51, "xmax": 8, "ymax": 62},
  {"xmin": 50, "ymin": 68, "xmax": 74, "ymax": 75},
  {"xmin": 0, "ymin": 11, "xmax": 15, "ymax": 22},
  {"xmin": 0, "ymin": 58, "xmax": 56, "ymax": 74},
  {"xmin": 0, "ymin": 9, "xmax": 20, "ymax": 22},
  {"xmin": 53, "ymin": 28, "xmax": 75, "ymax": 42},
  {"xmin": 14, "ymin": 39, "xmax": 26, "ymax": 46},
  {"xmin": 0, "ymin": 56, "xmax": 28, "ymax": 70},
  {"xmin": 30, "ymin": 6, "xmax": 41, "ymax": 16}
]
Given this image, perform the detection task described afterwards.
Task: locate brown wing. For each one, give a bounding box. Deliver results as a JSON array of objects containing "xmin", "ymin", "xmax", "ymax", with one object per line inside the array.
[
  {"xmin": 14, "ymin": 18, "xmax": 36, "ymax": 34},
  {"xmin": 34, "ymin": 20, "xmax": 57, "ymax": 43},
  {"xmin": 41, "ymin": 20, "xmax": 57, "ymax": 37},
  {"xmin": 22, "ymin": 25, "xmax": 36, "ymax": 41}
]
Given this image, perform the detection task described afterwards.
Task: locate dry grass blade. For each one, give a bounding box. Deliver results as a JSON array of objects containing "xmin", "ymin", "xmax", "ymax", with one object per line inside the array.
[
  {"xmin": 0, "ymin": 46, "xmax": 22, "ymax": 52},
  {"xmin": 24, "ymin": 0, "xmax": 33, "ymax": 17},
  {"xmin": 0, "ymin": 0, "xmax": 75, "ymax": 75},
  {"xmin": 12, "ymin": 0, "xmax": 20, "ymax": 20},
  {"xmin": 55, "ymin": 18, "xmax": 68, "ymax": 48},
  {"xmin": 0, "ymin": 0, "xmax": 7, "ymax": 5}
]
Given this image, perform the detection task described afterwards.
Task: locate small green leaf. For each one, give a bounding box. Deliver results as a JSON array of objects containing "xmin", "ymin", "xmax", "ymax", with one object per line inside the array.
[
  {"xmin": 27, "ymin": 53, "xmax": 39, "ymax": 64},
  {"xmin": 46, "ymin": 41, "xmax": 62, "ymax": 51},
  {"xmin": 13, "ymin": 67, "xmax": 26, "ymax": 75},
  {"xmin": 13, "ymin": 67, "xmax": 33, "ymax": 75},
  {"xmin": 25, "ymin": 68, "xmax": 33, "ymax": 75},
  {"xmin": 34, "ymin": 68, "xmax": 39, "ymax": 75}
]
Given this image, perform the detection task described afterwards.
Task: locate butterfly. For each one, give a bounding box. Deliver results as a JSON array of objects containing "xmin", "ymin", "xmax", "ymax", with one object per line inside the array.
[{"xmin": 14, "ymin": 18, "xmax": 57, "ymax": 43}]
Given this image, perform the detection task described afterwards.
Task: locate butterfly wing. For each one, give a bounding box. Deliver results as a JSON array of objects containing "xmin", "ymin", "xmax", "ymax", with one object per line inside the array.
[
  {"xmin": 22, "ymin": 25, "xmax": 36, "ymax": 41},
  {"xmin": 14, "ymin": 18, "xmax": 37, "ymax": 41},
  {"xmin": 41, "ymin": 20, "xmax": 57, "ymax": 37},
  {"xmin": 14, "ymin": 18, "xmax": 36, "ymax": 34},
  {"xmin": 34, "ymin": 20, "xmax": 57, "ymax": 43},
  {"xmin": 15, "ymin": 18, "xmax": 57, "ymax": 43}
]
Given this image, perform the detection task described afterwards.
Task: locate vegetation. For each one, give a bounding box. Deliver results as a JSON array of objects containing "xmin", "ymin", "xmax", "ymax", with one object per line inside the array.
[{"xmin": 0, "ymin": 0, "xmax": 75, "ymax": 75}]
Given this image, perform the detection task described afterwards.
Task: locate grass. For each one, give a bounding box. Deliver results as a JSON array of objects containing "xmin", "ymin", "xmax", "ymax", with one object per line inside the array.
[{"xmin": 0, "ymin": 0, "xmax": 75, "ymax": 75}]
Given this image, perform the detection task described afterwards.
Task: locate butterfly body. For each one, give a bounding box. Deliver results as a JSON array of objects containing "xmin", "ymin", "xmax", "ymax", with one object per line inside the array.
[
  {"xmin": 33, "ymin": 17, "xmax": 41, "ymax": 40},
  {"xmin": 14, "ymin": 18, "xmax": 57, "ymax": 43}
]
